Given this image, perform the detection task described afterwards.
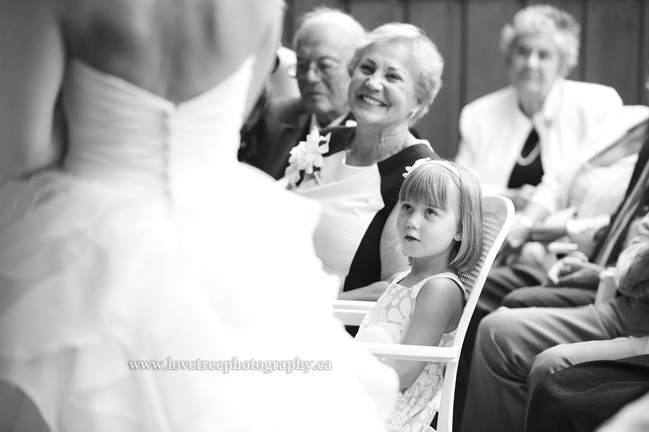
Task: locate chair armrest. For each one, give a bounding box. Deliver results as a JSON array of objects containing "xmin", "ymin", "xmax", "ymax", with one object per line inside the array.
[
  {"xmin": 332, "ymin": 300, "xmax": 376, "ymax": 311},
  {"xmin": 332, "ymin": 300, "xmax": 376, "ymax": 325},
  {"xmin": 333, "ymin": 308, "xmax": 367, "ymax": 326},
  {"xmin": 359, "ymin": 343, "xmax": 461, "ymax": 362}
]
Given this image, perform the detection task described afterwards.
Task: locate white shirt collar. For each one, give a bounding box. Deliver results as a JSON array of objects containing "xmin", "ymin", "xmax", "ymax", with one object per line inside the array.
[
  {"xmin": 533, "ymin": 77, "xmax": 564, "ymax": 130},
  {"xmin": 310, "ymin": 111, "xmax": 351, "ymax": 131}
]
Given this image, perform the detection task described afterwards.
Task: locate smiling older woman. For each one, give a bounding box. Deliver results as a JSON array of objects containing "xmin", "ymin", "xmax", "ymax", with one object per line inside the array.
[
  {"xmin": 288, "ymin": 23, "xmax": 442, "ymax": 301},
  {"xmin": 456, "ymin": 5, "xmax": 622, "ymax": 210}
]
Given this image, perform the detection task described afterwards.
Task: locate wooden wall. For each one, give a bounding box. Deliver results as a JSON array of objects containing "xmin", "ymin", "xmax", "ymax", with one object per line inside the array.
[{"xmin": 282, "ymin": 0, "xmax": 649, "ymax": 158}]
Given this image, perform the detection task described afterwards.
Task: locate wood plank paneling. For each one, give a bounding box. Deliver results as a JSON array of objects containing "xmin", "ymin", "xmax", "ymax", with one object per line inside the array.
[
  {"xmin": 349, "ymin": 0, "xmax": 405, "ymax": 31},
  {"xmin": 530, "ymin": 0, "xmax": 582, "ymax": 19},
  {"xmin": 293, "ymin": 0, "xmax": 346, "ymax": 20},
  {"xmin": 0, "ymin": 0, "xmax": 16, "ymax": 80},
  {"xmin": 409, "ymin": 0, "xmax": 464, "ymax": 157},
  {"xmin": 583, "ymin": 0, "xmax": 642, "ymax": 104},
  {"xmin": 464, "ymin": 0, "xmax": 522, "ymax": 106},
  {"xmin": 643, "ymin": 0, "xmax": 649, "ymax": 105},
  {"xmin": 282, "ymin": 0, "xmax": 298, "ymax": 46},
  {"xmin": 286, "ymin": 0, "xmax": 648, "ymax": 157},
  {"xmin": 282, "ymin": 0, "xmax": 346, "ymax": 46}
]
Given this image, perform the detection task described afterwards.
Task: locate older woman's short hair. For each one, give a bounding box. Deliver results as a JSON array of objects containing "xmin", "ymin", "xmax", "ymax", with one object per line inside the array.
[
  {"xmin": 500, "ymin": 5, "xmax": 580, "ymax": 77},
  {"xmin": 348, "ymin": 23, "xmax": 444, "ymax": 125}
]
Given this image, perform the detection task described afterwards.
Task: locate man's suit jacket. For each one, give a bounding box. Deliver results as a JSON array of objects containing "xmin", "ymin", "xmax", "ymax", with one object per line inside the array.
[
  {"xmin": 241, "ymin": 97, "xmax": 355, "ymax": 180},
  {"xmin": 249, "ymin": 98, "xmax": 310, "ymax": 180}
]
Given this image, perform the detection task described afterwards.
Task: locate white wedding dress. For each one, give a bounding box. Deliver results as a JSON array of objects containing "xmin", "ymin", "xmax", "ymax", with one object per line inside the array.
[{"xmin": 0, "ymin": 57, "xmax": 396, "ymax": 432}]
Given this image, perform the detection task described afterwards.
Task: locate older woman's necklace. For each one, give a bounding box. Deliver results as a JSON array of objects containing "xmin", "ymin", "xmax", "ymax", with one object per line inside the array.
[
  {"xmin": 345, "ymin": 134, "xmax": 411, "ymax": 166},
  {"xmin": 517, "ymin": 128, "xmax": 540, "ymax": 167}
]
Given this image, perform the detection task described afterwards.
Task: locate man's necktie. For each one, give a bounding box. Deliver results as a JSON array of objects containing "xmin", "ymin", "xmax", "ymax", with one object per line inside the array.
[{"xmin": 595, "ymin": 131, "xmax": 649, "ymax": 266}]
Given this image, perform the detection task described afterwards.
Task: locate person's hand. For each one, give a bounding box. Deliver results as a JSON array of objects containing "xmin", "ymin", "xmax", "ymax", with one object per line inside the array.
[
  {"xmin": 506, "ymin": 214, "xmax": 533, "ymax": 249},
  {"xmin": 615, "ymin": 242, "xmax": 649, "ymax": 301},
  {"xmin": 545, "ymin": 256, "xmax": 603, "ymax": 289},
  {"xmin": 504, "ymin": 185, "xmax": 536, "ymax": 211},
  {"xmin": 547, "ymin": 255, "xmax": 588, "ymax": 282},
  {"xmin": 493, "ymin": 217, "xmax": 531, "ymax": 267}
]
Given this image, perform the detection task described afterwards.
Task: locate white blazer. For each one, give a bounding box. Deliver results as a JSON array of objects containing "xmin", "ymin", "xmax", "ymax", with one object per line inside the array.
[{"xmin": 455, "ymin": 78, "xmax": 623, "ymax": 199}]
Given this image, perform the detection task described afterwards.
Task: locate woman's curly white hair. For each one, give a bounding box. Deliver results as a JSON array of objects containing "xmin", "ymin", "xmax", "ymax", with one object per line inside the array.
[{"xmin": 500, "ymin": 5, "xmax": 580, "ymax": 77}]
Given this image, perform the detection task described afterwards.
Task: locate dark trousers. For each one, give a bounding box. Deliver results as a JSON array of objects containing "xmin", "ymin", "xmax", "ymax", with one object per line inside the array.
[
  {"xmin": 453, "ymin": 264, "xmax": 545, "ymax": 431},
  {"xmin": 452, "ymin": 264, "xmax": 596, "ymax": 432},
  {"xmin": 527, "ymin": 354, "xmax": 649, "ymax": 432}
]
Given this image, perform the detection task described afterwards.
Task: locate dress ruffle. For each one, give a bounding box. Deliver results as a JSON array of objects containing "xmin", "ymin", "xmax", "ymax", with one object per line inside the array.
[{"xmin": 0, "ymin": 164, "xmax": 398, "ymax": 431}]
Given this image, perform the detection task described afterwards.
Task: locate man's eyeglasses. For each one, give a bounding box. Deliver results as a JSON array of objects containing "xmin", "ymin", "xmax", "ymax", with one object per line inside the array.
[{"xmin": 287, "ymin": 59, "xmax": 343, "ymax": 79}]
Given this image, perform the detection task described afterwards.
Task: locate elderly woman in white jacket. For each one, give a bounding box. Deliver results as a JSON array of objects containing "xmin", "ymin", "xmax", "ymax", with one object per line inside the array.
[{"xmin": 455, "ymin": 5, "xmax": 622, "ymax": 210}]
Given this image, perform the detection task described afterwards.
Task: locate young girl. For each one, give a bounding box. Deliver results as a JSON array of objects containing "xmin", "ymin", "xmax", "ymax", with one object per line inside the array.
[{"xmin": 355, "ymin": 158, "xmax": 483, "ymax": 430}]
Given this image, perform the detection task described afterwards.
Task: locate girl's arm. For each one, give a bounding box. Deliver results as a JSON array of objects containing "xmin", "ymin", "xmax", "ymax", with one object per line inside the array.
[
  {"xmin": 0, "ymin": 0, "xmax": 66, "ymax": 187},
  {"xmin": 337, "ymin": 205, "xmax": 410, "ymax": 301},
  {"xmin": 384, "ymin": 278, "xmax": 464, "ymax": 390}
]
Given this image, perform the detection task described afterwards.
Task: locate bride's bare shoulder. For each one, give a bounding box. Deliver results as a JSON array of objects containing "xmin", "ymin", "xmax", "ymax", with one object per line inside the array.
[
  {"xmin": 54, "ymin": 0, "xmax": 283, "ymax": 99},
  {"xmin": 57, "ymin": 0, "xmax": 284, "ymax": 65}
]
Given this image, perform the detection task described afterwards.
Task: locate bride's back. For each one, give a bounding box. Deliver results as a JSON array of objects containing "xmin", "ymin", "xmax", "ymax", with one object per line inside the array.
[
  {"xmin": 61, "ymin": 0, "xmax": 281, "ymax": 103},
  {"xmin": 0, "ymin": 0, "xmax": 281, "ymax": 183}
]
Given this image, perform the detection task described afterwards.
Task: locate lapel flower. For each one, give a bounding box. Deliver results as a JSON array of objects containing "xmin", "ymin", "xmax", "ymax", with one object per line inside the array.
[{"xmin": 285, "ymin": 127, "xmax": 331, "ymax": 188}]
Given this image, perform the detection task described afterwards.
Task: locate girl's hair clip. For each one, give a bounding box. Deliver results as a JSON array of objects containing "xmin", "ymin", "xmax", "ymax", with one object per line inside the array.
[{"xmin": 403, "ymin": 158, "xmax": 460, "ymax": 179}]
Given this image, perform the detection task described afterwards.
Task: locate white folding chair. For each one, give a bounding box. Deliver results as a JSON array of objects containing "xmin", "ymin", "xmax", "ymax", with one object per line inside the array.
[{"xmin": 333, "ymin": 195, "xmax": 514, "ymax": 432}]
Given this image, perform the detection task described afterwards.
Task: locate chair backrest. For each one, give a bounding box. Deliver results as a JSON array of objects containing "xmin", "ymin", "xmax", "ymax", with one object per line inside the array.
[{"xmin": 437, "ymin": 194, "xmax": 514, "ymax": 432}]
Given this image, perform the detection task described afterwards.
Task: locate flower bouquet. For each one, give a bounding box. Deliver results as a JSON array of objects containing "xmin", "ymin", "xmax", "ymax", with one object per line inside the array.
[{"xmin": 285, "ymin": 127, "xmax": 331, "ymax": 189}]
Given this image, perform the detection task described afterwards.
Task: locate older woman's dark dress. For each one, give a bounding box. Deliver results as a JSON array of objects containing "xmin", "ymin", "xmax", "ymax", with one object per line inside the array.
[{"xmin": 292, "ymin": 126, "xmax": 438, "ymax": 291}]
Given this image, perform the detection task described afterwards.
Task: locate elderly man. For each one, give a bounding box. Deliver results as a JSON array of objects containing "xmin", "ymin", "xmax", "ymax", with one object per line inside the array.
[{"xmin": 240, "ymin": 7, "xmax": 365, "ymax": 179}]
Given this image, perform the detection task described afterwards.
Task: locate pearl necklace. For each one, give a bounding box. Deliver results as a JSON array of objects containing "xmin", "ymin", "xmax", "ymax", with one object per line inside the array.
[{"xmin": 516, "ymin": 142, "xmax": 541, "ymax": 167}]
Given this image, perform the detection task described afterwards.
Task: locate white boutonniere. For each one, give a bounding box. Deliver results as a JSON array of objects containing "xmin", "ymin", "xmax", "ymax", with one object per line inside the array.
[{"xmin": 285, "ymin": 127, "xmax": 331, "ymax": 188}]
